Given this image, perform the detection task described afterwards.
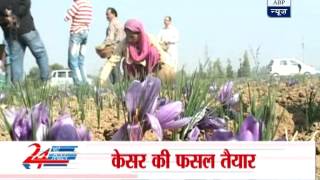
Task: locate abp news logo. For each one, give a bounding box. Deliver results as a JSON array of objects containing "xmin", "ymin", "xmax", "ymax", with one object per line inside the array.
[{"xmin": 267, "ymin": 0, "xmax": 291, "ymax": 18}]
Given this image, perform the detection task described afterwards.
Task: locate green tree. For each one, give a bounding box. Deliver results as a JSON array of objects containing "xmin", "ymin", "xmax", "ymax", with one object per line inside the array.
[
  {"xmin": 241, "ymin": 51, "xmax": 251, "ymax": 77},
  {"xmin": 212, "ymin": 58, "xmax": 224, "ymax": 78},
  {"xmin": 26, "ymin": 66, "xmax": 40, "ymax": 80},
  {"xmin": 226, "ymin": 59, "xmax": 234, "ymax": 79},
  {"xmin": 27, "ymin": 63, "xmax": 65, "ymax": 80},
  {"xmin": 50, "ymin": 63, "xmax": 64, "ymax": 71},
  {"xmin": 198, "ymin": 60, "xmax": 205, "ymax": 78},
  {"xmin": 237, "ymin": 58, "xmax": 242, "ymax": 78},
  {"xmin": 237, "ymin": 51, "xmax": 251, "ymax": 78}
]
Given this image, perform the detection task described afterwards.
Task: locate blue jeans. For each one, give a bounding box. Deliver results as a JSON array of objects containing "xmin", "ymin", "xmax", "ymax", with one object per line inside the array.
[
  {"xmin": 109, "ymin": 62, "xmax": 121, "ymax": 84},
  {"xmin": 2, "ymin": 40, "xmax": 11, "ymax": 84},
  {"xmin": 68, "ymin": 30, "xmax": 88, "ymax": 85},
  {"xmin": 6, "ymin": 30, "xmax": 49, "ymax": 82}
]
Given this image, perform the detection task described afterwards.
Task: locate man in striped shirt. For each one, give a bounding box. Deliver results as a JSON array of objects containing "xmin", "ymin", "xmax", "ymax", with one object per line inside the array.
[{"xmin": 65, "ymin": 0, "xmax": 93, "ymax": 85}]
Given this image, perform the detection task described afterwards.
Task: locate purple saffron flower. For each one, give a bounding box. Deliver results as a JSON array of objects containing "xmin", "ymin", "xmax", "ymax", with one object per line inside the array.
[
  {"xmin": 217, "ymin": 81, "xmax": 239, "ymax": 106},
  {"xmin": 48, "ymin": 114, "xmax": 78, "ymax": 141},
  {"xmin": 113, "ymin": 100, "xmax": 190, "ymax": 141},
  {"xmin": 3, "ymin": 103, "xmax": 91, "ymax": 141},
  {"xmin": 113, "ymin": 76, "xmax": 191, "ymax": 141},
  {"xmin": 125, "ymin": 76, "xmax": 161, "ymax": 119},
  {"xmin": 237, "ymin": 116, "xmax": 261, "ymax": 141},
  {"xmin": 112, "ymin": 76, "xmax": 161, "ymax": 141},
  {"xmin": 48, "ymin": 114, "xmax": 91, "ymax": 141},
  {"xmin": 3, "ymin": 103, "xmax": 50, "ymax": 141},
  {"xmin": 206, "ymin": 116, "xmax": 261, "ymax": 141},
  {"xmin": 140, "ymin": 76, "xmax": 162, "ymax": 116},
  {"xmin": 218, "ymin": 81, "xmax": 233, "ymax": 103},
  {"xmin": 11, "ymin": 108, "xmax": 32, "ymax": 141},
  {"xmin": 4, "ymin": 103, "xmax": 49, "ymax": 141}
]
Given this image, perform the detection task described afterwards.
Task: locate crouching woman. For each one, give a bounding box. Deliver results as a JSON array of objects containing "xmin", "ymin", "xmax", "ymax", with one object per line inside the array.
[{"xmin": 100, "ymin": 19, "xmax": 175, "ymax": 83}]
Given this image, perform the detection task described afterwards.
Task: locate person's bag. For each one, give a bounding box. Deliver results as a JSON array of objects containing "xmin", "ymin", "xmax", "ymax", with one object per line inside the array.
[{"xmin": 95, "ymin": 44, "xmax": 114, "ymax": 59}]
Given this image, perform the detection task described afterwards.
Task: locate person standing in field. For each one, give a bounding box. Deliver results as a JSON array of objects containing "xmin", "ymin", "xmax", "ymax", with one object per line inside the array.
[
  {"xmin": 65, "ymin": 0, "xmax": 93, "ymax": 85},
  {"xmin": 0, "ymin": 0, "xmax": 50, "ymax": 82},
  {"xmin": 158, "ymin": 16, "xmax": 179, "ymax": 71},
  {"xmin": 96, "ymin": 7, "xmax": 125, "ymax": 85}
]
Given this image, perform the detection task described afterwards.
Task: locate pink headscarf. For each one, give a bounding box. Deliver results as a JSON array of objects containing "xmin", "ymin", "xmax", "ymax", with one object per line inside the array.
[{"xmin": 124, "ymin": 19, "xmax": 160, "ymax": 73}]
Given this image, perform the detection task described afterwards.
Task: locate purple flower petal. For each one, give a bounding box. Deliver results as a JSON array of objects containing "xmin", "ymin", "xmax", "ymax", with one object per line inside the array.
[
  {"xmin": 206, "ymin": 129, "xmax": 234, "ymax": 141},
  {"xmin": 77, "ymin": 125, "xmax": 92, "ymax": 141},
  {"xmin": 140, "ymin": 76, "xmax": 161, "ymax": 116},
  {"xmin": 31, "ymin": 103, "xmax": 49, "ymax": 126},
  {"xmin": 111, "ymin": 124, "xmax": 129, "ymax": 141},
  {"xmin": 237, "ymin": 130, "xmax": 255, "ymax": 141},
  {"xmin": 125, "ymin": 80, "xmax": 143, "ymax": 114},
  {"xmin": 156, "ymin": 101, "xmax": 183, "ymax": 124},
  {"xmin": 12, "ymin": 108, "xmax": 32, "ymax": 141},
  {"xmin": 237, "ymin": 116, "xmax": 260, "ymax": 141},
  {"xmin": 146, "ymin": 114, "xmax": 163, "ymax": 141},
  {"xmin": 31, "ymin": 103, "xmax": 50, "ymax": 141},
  {"xmin": 188, "ymin": 127, "xmax": 200, "ymax": 141},
  {"xmin": 127, "ymin": 123, "xmax": 143, "ymax": 141},
  {"xmin": 218, "ymin": 81, "xmax": 234, "ymax": 104},
  {"xmin": 162, "ymin": 117, "xmax": 191, "ymax": 129},
  {"xmin": 198, "ymin": 116, "xmax": 226, "ymax": 130},
  {"xmin": 48, "ymin": 114, "xmax": 78, "ymax": 141},
  {"xmin": 50, "ymin": 125, "xmax": 80, "ymax": 141}
]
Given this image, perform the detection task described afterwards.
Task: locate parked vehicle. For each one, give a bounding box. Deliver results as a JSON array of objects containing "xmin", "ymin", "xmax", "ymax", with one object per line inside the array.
[
  {"xmin": 50, "ymin": 70, "xmax": 93, "ymax": 87},
  {"xmin": 268, "ymin": 58, "xmax": 320, "ymax": 76}
]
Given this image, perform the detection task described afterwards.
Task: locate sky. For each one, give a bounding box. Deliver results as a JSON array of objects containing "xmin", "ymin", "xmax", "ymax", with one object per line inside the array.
[{"xmin": 1, "ymin": 0, "xmax": 320, "ymax": 75}]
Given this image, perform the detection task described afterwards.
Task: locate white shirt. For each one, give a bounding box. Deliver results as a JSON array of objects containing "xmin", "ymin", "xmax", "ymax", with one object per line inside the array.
[
  {"xmin": 158, "ymin": 25, "xmax": 179, "ymax": 44},
  {"xmin": 158, "ymin": 25, "xmax": 179, "ymax": 70}
]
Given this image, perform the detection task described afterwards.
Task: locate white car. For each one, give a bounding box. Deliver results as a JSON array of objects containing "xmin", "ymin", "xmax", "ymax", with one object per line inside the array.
[
  {"xmin": 50, "ymin": 70, "xmax": 93, "ymax": 87},
  {"xmin": 268, "ymin": 58, "xmax": 320, "ymax": 76}
]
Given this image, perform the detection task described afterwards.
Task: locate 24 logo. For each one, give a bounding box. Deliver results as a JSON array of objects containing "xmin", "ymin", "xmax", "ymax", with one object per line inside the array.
[{"xmin": 23, "ymin": 143, "xmax": 78, "ymax": 169}]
